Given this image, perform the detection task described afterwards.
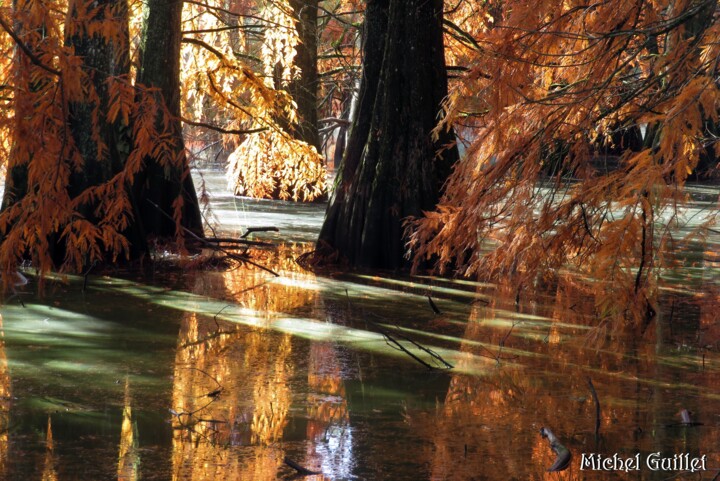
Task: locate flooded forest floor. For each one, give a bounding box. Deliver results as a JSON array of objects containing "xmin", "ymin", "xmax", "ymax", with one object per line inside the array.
[{"xmin": 0, "ymin": 169, "xmax": 718, "ymax": 480}]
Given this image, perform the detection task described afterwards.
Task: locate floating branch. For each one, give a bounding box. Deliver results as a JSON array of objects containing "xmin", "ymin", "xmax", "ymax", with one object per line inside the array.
[
  {"xmin": 203, "ymin": 237, "xmax": 274, "ymax": 247},
  {"xmin": 241, "ymin": 226, "xmax": 279, "ymax": 238}
]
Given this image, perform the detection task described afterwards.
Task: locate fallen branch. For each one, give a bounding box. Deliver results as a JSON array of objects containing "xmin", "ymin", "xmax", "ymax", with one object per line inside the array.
[
  {"xmin": 203, "ymin": 236, "xmax": 274, "ymax": 247},
  {"xmin": 146, "ymin": 200, "xmax": 279, "ymax": 277},
  {"xmin": 241, "ymin": 226, "xmax": 279, "ymax": 238}
]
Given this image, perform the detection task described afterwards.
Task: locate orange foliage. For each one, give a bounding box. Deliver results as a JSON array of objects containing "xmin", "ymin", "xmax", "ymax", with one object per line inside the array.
[
  {"xmin": 410, "ymin": 0, "xmax": 720, "ymax": 327},
  {"xmin": 179, "ymin": 0, "xmax": 330, "ymax": 201}
]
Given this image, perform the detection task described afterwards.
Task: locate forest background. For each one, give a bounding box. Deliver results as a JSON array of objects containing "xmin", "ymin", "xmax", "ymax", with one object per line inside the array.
[{"xmin": 0, "ymin": 0, "xmax": 717, "ymax": 330}]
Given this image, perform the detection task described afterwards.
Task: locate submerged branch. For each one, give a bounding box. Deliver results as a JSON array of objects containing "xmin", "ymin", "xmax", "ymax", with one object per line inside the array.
[
  {"xmin": 284, "ymin": 457, "xmax": 322, "ymax": 476},
  {"xmin": 587, "ymin": 377, "xmax": 601, "ymax": 439},
  {"xmin": 368, "ymin": 317, "xmax": 454, "ymax": 370}
]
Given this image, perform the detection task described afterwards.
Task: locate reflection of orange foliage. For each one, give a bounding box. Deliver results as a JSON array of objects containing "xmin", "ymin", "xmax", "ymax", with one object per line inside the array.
[
  {"xmin": 413, "ymin": 282, "xmax": 720, "ymax": 480},
  {"xmin": 307, "ymin": 343, "xmax": 349, "ymax": 441},
  {"xmin": 170, "ymin": 274, "xmax": 302, "ymax": 481},
  {"xmin": 41, "ymin": 416, "xmax": 57, "ymax": 481},
  {"xmin": 220, "ymin": 244, "xmax": 319, "ymax": 318},
  {"xmin": 699, "ymin": 290, "xmax": 720, "ymax": 348},
  {"xmin": 250, "ymin": 334, "xmax": 292, "ymax": 446},
  {"xmin": 118, "ymin": 379, "xmax": 139, "ymax": 481},
  {"xmin": 0, "ymin": 315, "xmax": 9, "ymax": 480}
]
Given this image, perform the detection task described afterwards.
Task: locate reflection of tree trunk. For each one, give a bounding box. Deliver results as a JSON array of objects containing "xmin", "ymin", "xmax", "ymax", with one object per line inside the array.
[
  {"xmin": 318, "ymin": 0, "xmax": 458, "ymax": 269},
  {"xmin": 135, "ymin": 0, "xmax": 204, "ymax": 239},
  {"xmin": 289, "ymin": 0, "xmax": 319, "ymax": 150}
]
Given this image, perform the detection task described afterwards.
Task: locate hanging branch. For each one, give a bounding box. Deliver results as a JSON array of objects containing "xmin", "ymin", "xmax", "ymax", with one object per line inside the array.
[
  {"xmin": 0, "ymin": 16, "xmax": 61, "ymax": 76},
  {"xmin": 181, "ymin": 117, "xmax": 267, "ymax": 136}
]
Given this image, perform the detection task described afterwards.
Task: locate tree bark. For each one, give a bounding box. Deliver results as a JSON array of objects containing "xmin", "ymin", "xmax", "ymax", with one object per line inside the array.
[
  {"xmin": 65, "ymin": 0, "xmax": 148, "ymax": 259},
  {"xmin": 317, "ymin": 0, "xmax": 458, "ymax": 270},
  {"xmin": 0, "ymin": 0, "xmax": 42, "ymax": 212},
  {"xmin": 135, "ymin": 0, "xmax": 204, "ymax": 239},
  {"xmin": 288, "ymin": 0, "xmax": 320, "ymax": 150}
]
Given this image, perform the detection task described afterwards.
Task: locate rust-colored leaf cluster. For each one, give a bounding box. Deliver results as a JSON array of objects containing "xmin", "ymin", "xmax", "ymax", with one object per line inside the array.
[{"xmin": 410, "ymin": 0, "xmax": 720, "ymax": 326}]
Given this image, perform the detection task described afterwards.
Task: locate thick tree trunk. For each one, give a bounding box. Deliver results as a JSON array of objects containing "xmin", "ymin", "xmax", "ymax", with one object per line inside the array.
[
  {"xmin": 65, "ymin": 0, "xmax": 148, "ymax": 259},
  {"xmin": 135, "ymin": 0, "xmax": 204, "ymax": 239},
  {"xmin": 288, "ymin": 0, "xmax": 320, "ymax": 150},
  {"xmin": 317, "ymin": 0, "xmax": 457, "ymax": 269}
]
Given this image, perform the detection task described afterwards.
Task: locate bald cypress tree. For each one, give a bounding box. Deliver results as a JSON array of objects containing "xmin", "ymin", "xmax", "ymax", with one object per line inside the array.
[{"xmin": 318, "ymin": 0, "xmax": 458, "ymax": 269}]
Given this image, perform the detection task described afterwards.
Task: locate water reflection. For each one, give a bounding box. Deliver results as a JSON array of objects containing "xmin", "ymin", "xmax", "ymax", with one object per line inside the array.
[
  {"xmin": 41, "ymin": 416, "xmax": 57, "ymax": 481},
  {"xmin": 304, "ymin": 342, "xmax": 352, "ymax": 478},
  {"xmin": 410, "ymin": 281, "xmax": 720, "ymax": 480},
  {"xmin": 0, "ymin": 223, "xmax": 716, "ymax": 479},
  {"xmin": 0, "ymin": 315, "xmax": 9, "ymax": 480},
  {"xmin": 118, "ymin": 378, "xmax": 139, "ymax": 481}
]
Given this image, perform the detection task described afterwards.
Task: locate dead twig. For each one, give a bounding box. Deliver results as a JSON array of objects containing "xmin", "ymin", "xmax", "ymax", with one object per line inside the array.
[
  {"xmin": 495, "ymin": 321, "xmax": 518, "ymax": 364},
  {"xmin": 241, "ymin": 226, "xmax": 279, "ymax": 238}
]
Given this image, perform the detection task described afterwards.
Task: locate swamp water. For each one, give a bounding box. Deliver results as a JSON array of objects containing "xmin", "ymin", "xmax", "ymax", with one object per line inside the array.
[{"xmin": 0, "ymin": 170, "xmax": 718, "ymax": 480}]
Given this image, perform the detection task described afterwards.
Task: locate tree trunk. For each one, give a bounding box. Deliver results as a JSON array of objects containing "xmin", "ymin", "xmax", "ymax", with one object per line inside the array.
[
  {"xmin": 65, "ymin": 0, "xmax": 148, "ymax": 259},
  {"xmin": 0, "ymin": 0, "xmax": 42, "ymax": 212},
  {"xmin": 317, "ymin": 0, "xmax": 457, "ymax": 270},
  {"xmin": 288, "ymin": 0, "xmax": 320, "ymax": 150},
  {"xmin": 135, "ymin": 0, "xmax": 204, "ymax": 239}
]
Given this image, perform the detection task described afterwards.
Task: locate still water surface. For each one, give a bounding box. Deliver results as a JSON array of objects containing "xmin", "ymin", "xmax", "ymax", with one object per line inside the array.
[{"xmin": 0, "ymin": 170, "xmax": 717, "ymax": 480}]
